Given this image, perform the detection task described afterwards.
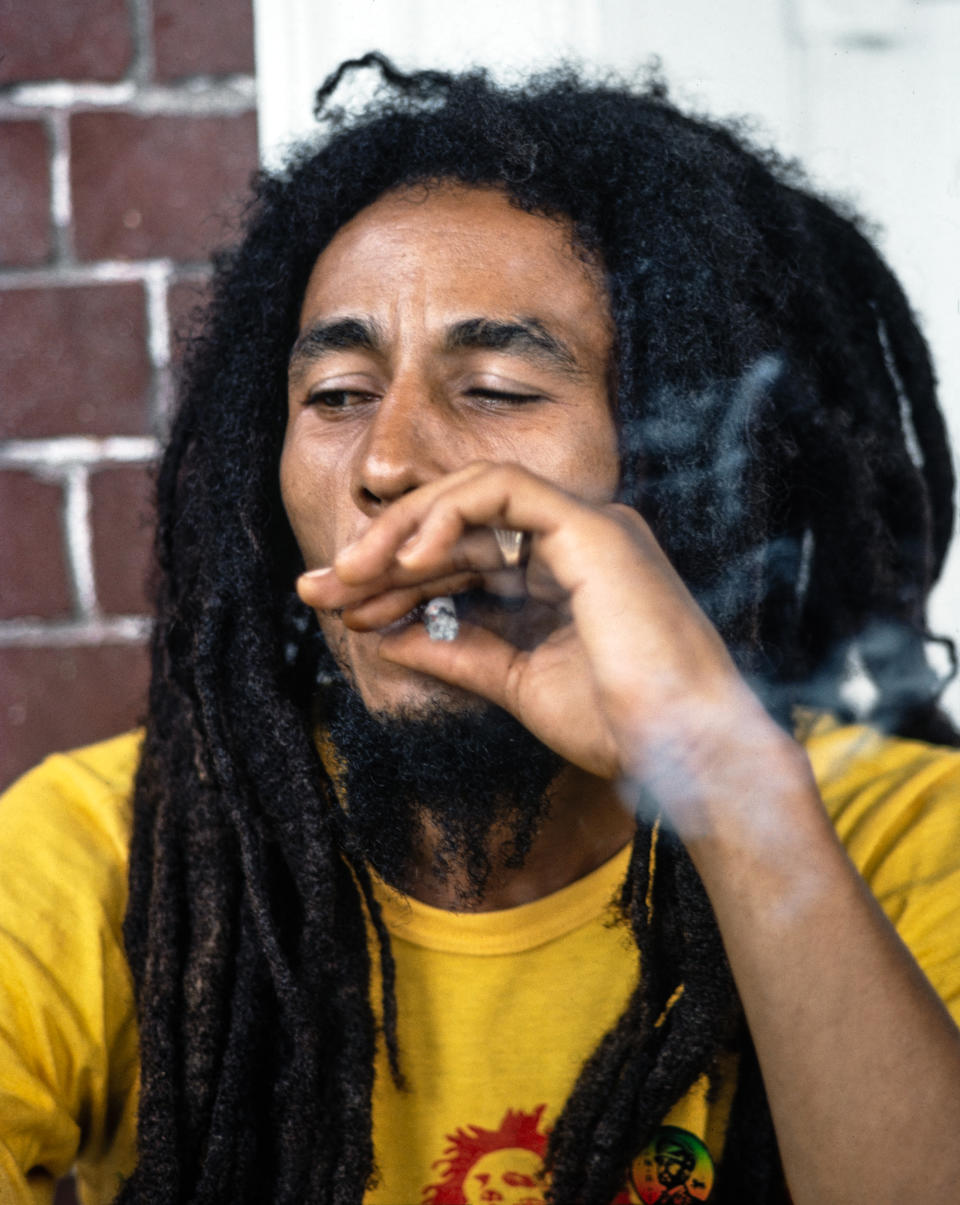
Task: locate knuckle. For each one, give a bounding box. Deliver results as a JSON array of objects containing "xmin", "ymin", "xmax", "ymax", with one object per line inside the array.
[
  {"xmin": 462, "ymin": 459, "xmax": 496, "ymax": 478},
  {"xmin": 606, "ymin": 503, "xmax": 649, "ymax": 539},
  {"xmin": 606, "ymin": 501, "xmax": 643, "ymax": 526},
  {"xmin": 503, "ymin": 650, "xmax": 526, "ymax": 712}
]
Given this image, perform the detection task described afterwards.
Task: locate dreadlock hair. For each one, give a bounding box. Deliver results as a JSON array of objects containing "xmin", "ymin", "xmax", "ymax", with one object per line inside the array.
[{"xmin": 120, "ymin": 53, "xmax": 957, "ymax": 1205}]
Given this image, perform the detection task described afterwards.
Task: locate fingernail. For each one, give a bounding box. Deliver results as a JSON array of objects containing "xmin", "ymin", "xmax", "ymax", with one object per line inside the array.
[{"xmin": 300, "ymin": 566, "xmax": 332, "ymax": 580}]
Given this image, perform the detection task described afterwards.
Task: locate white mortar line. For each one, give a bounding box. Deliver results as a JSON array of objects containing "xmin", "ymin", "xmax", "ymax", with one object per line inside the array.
[
  {"xmin": 3, "ymin": 82, "xmax": 138, "ymax": 108},
  {"xmin": 0, "ymin": 78, "xmax": 256, "ymax": 114},
  {"xmin": 48, "ymin": 108, "xmax": 73, "ymax": 259},
  {"xmin": 131, "ymin": 0, "xmax": 157, "ymax": 86},
  {"xmin": 144, "ymin": 262, "xmax": 175, "ymax": 427},
  {"xmin": 0, "ymin": 258, "xmax": 192, "ymax": 288},
  {"xmin": 63, "ymin": 466, "xmax": 98, "ymax": 618},
  {"xmin": 144, "ymin": 263, "xmax": 172, "ymax": 367},
  {"xmin": 0, "ymin": 617, "xmax": 151, "ymax": 646},
  {"xmin": 0, "ymin": 437, "xmax": 159, "ymax": 467}
]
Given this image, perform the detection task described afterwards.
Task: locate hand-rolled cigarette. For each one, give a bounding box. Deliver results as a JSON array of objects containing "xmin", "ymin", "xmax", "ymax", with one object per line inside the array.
[{"xmin": 424, "ymin": 595, "xmax": 459, "ymax": 642}]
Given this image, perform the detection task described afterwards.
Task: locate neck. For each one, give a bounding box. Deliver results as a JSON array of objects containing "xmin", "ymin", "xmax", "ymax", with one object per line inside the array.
[{"xmin": 404, "ymin": 766, "xmax": 636, "ymax": 912}]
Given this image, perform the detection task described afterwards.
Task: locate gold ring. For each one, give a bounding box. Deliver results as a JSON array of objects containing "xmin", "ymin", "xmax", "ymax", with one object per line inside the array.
[{"xmin": 493, "ymin": 528, "xmax": 524, "ymax": 569}]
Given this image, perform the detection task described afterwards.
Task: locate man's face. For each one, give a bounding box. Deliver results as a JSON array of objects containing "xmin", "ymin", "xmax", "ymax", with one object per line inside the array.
[
  {"xmin": 463, "ymin": 1147, "xmax": 545, "ymax": 1205},
  {"xmin": 655, "ymin": 1140, "xmax": 695, "ymax": 1189},
  {"xmin": 282, "ymin": 182, "xmax": 619, "ymax": 714}
]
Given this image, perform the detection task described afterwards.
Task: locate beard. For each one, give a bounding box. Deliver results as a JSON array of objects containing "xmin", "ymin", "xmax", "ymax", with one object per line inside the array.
[{"xmin": 319, "ymin": 668, "xmax": 565, "ymax": 904}]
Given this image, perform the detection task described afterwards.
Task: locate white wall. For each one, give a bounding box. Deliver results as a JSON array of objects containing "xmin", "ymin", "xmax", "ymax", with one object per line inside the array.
[{"xmin": 253, "ymin": 0, "xmax": 960, "ymax": 712}]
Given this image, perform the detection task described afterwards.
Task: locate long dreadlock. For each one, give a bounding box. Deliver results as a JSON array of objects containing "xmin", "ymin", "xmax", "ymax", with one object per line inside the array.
[{"xmin": 119, "ymin": 55, "xmax": 957, "ymax": 1204}]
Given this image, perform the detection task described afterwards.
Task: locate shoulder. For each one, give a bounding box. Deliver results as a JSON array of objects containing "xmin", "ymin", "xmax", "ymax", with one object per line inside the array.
[
  {"xmin": 0, "ymin": 730, "xmax": 141, "ymax": 905},
  {"xmin": 0, "ymin": 728, "xmax": 141, "ymax": 988},
  {"xmin": 0, "ymin": 733, "xmax": 142, "ymax": 1186},
  {"xmin": 0, "ymin": 731, "xmax": 141, "ymax": 988},
  {"xmin": 802, "ymin": 715, "xmax": 960, "ymax": 864},
  {"xmin": 802, "ymin": 716, "xmax": 960, "ymax": 1018}
]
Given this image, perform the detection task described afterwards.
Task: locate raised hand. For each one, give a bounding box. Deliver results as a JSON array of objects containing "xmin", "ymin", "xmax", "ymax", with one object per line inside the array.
[{"xmin": 297, "ymin": 461, "xmax": 781, "ymax": 810}]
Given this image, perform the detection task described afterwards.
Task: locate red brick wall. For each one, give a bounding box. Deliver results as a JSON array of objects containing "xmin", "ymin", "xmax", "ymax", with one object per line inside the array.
[{"xmin": 0, "ymin": 0, "xmax": 259, "ymax": 797}]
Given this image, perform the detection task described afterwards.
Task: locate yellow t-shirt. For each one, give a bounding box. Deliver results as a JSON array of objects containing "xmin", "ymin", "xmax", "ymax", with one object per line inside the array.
[
  {"xmin": 0, "ymin": 735, "xmax": 140, "ymax": 1205},
  {"xmin": 1, "ymin": 719, "xmax": 960, "ymax": 1204},
  {"xmin": 365, "ymin": 845, "xmax": 736, "ymax": 1205}
]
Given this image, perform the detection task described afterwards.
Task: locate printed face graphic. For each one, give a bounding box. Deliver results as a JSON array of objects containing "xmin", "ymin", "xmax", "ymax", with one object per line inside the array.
[
  {"xmin": 462, "ymin": 1147, "xmax": 545, "ymax": 1205},
  {"xmin": 282, "ymin": 182, "xmax": 619, "ymax": 714},
  {"xmin": 424, "ymin": 1105, "xmax": 551, "ymax": 1205},
  {"xmin": 632, "ymin": 1126, "xmax": 715, "ymax": 1203},
  {"xmin": 655, "ymin": 1138, "xmax": 696, "ymax": 1188}
]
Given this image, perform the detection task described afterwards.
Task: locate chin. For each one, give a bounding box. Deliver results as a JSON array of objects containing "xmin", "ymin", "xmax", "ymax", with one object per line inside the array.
[
  {"xmin": 333, "ymin": 639, "xmax": 484, "ymax": 719},
  {"xmin": 359, "ymin": 675, "xmax": 488, "ymax": 720}
]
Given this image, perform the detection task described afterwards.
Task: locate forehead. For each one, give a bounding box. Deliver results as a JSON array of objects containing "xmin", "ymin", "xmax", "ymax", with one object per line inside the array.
[{"xmin": 297, "ymin": 183, "xmax": 612, "ymax": 353}]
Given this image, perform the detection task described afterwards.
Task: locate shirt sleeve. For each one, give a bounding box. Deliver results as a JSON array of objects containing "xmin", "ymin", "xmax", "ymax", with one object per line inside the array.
[{"xmin": 0, "ymin": 736, "xmax": 141, "ymax": 1205}]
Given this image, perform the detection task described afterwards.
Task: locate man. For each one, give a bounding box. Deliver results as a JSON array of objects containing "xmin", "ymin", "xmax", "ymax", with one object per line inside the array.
[{"xmin": 2, "ymin": 53, "xmax": 960, "ymax": 1205}]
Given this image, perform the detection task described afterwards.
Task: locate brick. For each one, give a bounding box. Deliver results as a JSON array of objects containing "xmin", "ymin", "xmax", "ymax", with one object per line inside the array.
[
  {"xmin": 0, "ymin": 0, "xmax": 132, "ymax": 84},
  {"xmin": 0, "ymin": 643, "xmax": 149, "ymax": 790},
  {"xmin": 90, "ymin": 465, "xmax": 156, "ymax": 615},
  {"xmin": 0, "ymin": 471, "xmax": 72, "ymax": 620},
  {"xmin": 153, "ymin": 0, "xmax": 254, "ymax": 81},
  {"xmin": 167, "ymin": 270, "xmax": 211, "ymax": 371},
  {"xmin": 0, "ymin": 121, "xmax": 51, "ymax": 267},
  {"xmin": 71, "ymin": 112, "xmax": 258, "ymax": 262},
  {"xmin": 0, "ymin": 284, "xmax": 151, "ymax": 438}
]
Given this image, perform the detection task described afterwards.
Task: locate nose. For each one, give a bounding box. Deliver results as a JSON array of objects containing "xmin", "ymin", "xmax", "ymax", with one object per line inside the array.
[{"xmin": 352, "ymin": 375, "xmax": 451, "ymax": 512}]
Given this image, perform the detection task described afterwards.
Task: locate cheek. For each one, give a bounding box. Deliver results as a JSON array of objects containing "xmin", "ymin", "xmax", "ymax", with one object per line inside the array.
[
  {"xmin": 594, "ymin": 426, "xmax": 622, "ymax": 499},
  {"xmin": 559, "ymin": 416, "xmax": 620, "ymax": 503},
  {"xmin": 279, "ymin": 427, "xmax": 340, "ymax": 564},
  {"xmin": 493, "ymin": 409, "xmax": 619, "ymax": 504}
]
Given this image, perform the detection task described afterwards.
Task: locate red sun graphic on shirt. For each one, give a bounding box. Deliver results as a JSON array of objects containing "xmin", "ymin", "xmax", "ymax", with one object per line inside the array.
[
  {"xmin": 423, "ymin": 1105, "xmax": 550, "ymax": 1204},
  {"xmin": 423, "ymin": 1105, "xmax": 635, "ymax": 1205}
]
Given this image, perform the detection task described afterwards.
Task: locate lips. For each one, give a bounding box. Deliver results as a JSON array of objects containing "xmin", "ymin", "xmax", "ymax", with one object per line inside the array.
[
  {"xmin": 377, "ymin": 600, "xmax": 428, "ymax": 635},
  {"xmin": 375, "ymin": 588, "xmax": 526, "ymax": 637}
]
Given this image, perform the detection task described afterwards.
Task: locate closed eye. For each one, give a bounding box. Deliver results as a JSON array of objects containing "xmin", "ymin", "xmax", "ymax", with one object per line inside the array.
[
  {"xmin": 466, "ymin": 387, "xmax": 543, "ymax": 404},
  {"xmin": 305, "ymin": 389, "xmax": 377, "ymax": 409},
  {"xmin": 304, "ymin": 386, "xmax": 542, "ymax": 410}
]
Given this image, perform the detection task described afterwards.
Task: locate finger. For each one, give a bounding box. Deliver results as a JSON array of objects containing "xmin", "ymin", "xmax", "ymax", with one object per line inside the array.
[
  {"xmin": 391, "ymin": 466, "xmax": 576, "ymax": 577},
  {"xmin": 299, "ymin": 525, "xmax": 513, "ymax": 605},
  {"xmin": 380, "ymin": 468, "xmax": 646, "ymax": 611},
  {"xmin": 336, "ymin": 462, "xmax": 581, "ymax": 584},
  {"xmin": 299, "ymin": 560, "xmax": 529, "ymax": 620},
  {"xmin": 338, "ymin": 574, "xmax": 481, "ymax": 631},
  {"xmin": 340, "ymin": 566, "xmax": 532, "ymax": 630},
  {"xmin": 334, "ymin": 462, "xmax": 493, "ymax": 583}
]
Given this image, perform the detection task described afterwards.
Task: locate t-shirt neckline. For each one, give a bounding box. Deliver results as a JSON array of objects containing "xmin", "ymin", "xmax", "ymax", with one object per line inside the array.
[{"xmin": 369, "ymin": 840, "xmax": 634, "ymax": 955}]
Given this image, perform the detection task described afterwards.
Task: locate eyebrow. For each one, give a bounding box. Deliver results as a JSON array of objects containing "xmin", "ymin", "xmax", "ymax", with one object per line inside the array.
[
  {"xmin": 288, "ymin": 314, "xmax": 583, "ymax": 381},
  {"xmin": 442, "ymin": 317, "xmax": 582, "ymax": 375},
  {"xmin": 288, "ymin": 317, "xmax": 384, "ymax": 382}
]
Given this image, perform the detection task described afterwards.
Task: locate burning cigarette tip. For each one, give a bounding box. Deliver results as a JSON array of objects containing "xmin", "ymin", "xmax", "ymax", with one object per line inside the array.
[{"xmin": 424, "ymin": 595, "xmax": 458, "ymax": 642}]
